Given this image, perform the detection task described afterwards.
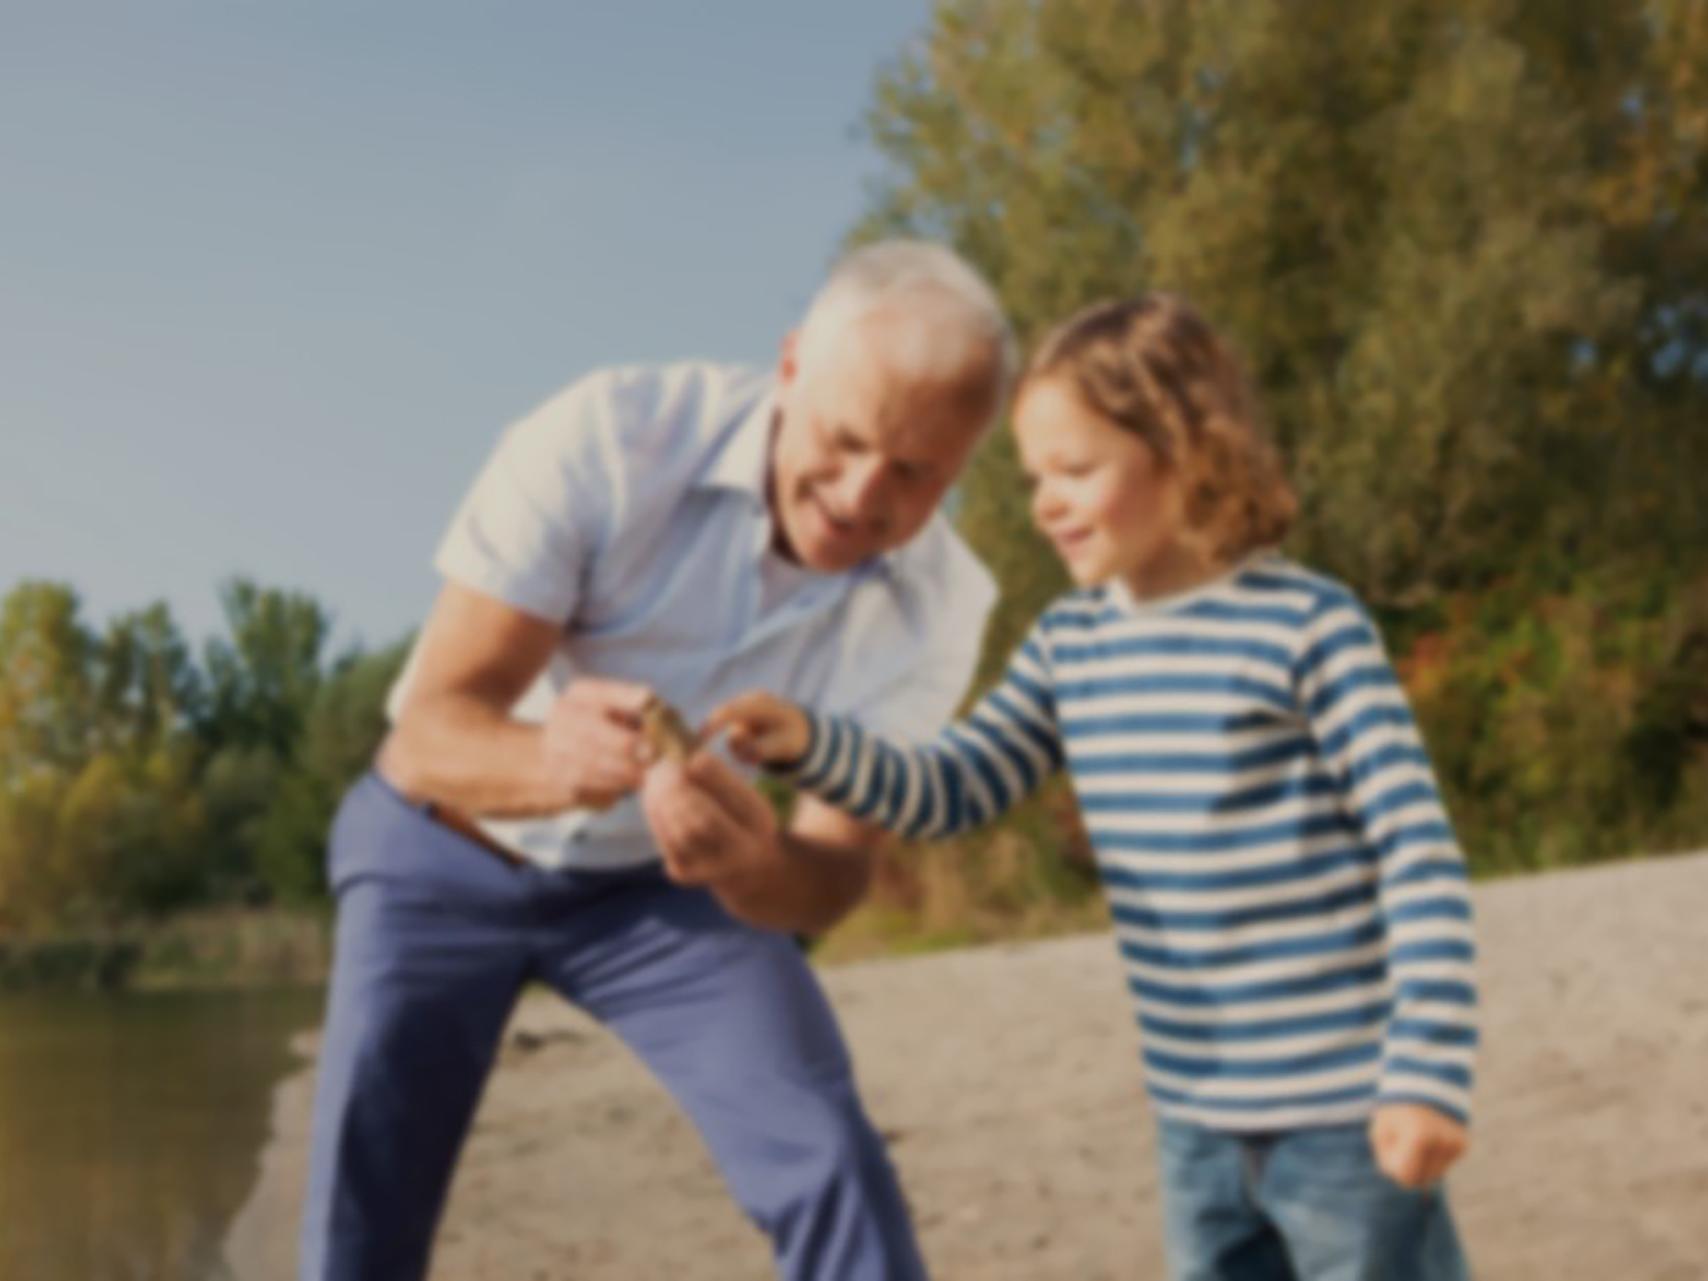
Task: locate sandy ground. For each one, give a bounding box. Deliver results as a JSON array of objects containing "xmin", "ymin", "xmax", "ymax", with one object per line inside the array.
[{"xmin": 227, "ymin": 852, "xmax": 1708, "ymax": 1280}]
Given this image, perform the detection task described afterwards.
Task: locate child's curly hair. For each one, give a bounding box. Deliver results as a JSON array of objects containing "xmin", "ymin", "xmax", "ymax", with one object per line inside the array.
[{"xmin": 1025, "ymin": 295, "xmax": 1296, "ymax": 563}]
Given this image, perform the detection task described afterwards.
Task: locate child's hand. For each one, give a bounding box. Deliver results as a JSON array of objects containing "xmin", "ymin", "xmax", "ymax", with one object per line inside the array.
[
  {"xmin": 706, "ymin": 692, "xmax": 813, "ymax": 766},
  {"xmin": 1369, "ymin": 1103, "xmax": 1469, "ymax": 1189}
]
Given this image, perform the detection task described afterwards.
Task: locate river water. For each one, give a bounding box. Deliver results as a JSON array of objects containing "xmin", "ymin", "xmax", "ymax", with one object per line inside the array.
[{"xmin": 0, "ymin": 987, "xmax": 323, "ymax": 1281}]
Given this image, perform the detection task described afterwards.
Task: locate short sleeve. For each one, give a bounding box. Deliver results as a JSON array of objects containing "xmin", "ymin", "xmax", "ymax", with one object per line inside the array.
[{"xmin": 432, "ymin": 374, "xmax": 615, "ymax": 624}]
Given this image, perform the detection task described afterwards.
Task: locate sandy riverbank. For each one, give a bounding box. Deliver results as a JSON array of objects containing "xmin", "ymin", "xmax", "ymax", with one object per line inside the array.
[{"xmin": 227, "ymin": 852, "xmax": 1708, "ymax": 1279}]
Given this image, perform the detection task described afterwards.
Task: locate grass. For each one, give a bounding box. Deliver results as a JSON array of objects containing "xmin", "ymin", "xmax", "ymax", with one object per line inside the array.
[{"xmin": 0, "ymin": 907, "xmax": 331, "ymax": 993}]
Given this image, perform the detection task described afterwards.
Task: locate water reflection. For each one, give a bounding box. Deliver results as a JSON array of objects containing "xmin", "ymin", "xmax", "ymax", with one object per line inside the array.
[{"xmin": 0, "ymin": 987, "xmax": 322, "ymax": 1281}]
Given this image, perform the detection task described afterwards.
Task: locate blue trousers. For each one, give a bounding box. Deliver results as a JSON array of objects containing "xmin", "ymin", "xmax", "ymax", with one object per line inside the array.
[
  {"xmin": 1155, "ymin": 1117, "xmax": 1471, "ymax": 1281},
  {"xmin": 298, "ymin": 773, "xmax": 928, "ymax": 1281}
]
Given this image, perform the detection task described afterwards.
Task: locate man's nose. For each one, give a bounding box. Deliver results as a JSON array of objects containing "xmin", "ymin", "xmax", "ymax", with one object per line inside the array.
[{"xmin": 833, "ymin": 457, "xmax": 890, "ymax": 523}]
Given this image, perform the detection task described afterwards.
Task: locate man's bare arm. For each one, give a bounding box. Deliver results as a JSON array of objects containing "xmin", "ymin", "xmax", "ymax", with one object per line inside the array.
[{"xmin": 379, "ymin": 582, "xmax": 652, "ymax": 817}]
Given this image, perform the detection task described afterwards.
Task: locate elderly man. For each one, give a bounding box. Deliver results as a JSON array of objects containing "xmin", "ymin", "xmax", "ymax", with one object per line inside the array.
[{"xmin": 299, "ymin": 240, "xmax": 1013, "ymax": 1280}]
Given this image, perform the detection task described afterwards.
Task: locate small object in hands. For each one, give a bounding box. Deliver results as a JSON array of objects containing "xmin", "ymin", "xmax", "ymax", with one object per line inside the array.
[{"xmin": 640, "ymin": 695, "xmax": 699, "ymax": 763}]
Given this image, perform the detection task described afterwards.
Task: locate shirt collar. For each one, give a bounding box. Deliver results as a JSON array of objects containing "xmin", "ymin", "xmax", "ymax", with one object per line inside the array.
[
  {"xmin": 699, "ymin": 384, "xmax": 776, "ymax": 500},
  {"xmin": 1102, "ymin": 549, "xmax": 1280, "ymax": 614}
]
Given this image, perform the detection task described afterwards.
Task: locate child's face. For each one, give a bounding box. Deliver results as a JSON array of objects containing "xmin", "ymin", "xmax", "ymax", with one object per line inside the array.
[{"xmin": 1013, "ymin": 375, "xmax": 1183, "ymax": 588}]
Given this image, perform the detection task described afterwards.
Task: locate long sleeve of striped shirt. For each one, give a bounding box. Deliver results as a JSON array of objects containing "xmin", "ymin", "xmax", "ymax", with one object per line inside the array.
[
  {"xmin": 781, "ymin": 559, "xmax": 1479, "ymax": 1134},
  {"xmin": 781, "ymin": 621, "xmax": 1066, "ymax": 839},
  {"xmin": 1293, "ymin": 590, "xmax": 1480, "ymax": 1123}
]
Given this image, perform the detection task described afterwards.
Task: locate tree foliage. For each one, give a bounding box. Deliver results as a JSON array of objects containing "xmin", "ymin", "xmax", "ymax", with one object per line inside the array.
[
  {"xmin": 0, "ymin": 578, "xmax": 407, "ymax": 933},
  {"xmin": 855, "ymin": 0, "xmax": 1708, "ymax": 873}
]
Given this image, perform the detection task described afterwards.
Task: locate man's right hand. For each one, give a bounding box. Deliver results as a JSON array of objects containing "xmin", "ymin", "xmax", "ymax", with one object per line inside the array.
[
  {"xmin": 383, "ymin": 583, "xmax": 667, "ymax": 819},
  {"xmin": 543, "ymin": 677, "xmax": 659, "ymax": 810}
]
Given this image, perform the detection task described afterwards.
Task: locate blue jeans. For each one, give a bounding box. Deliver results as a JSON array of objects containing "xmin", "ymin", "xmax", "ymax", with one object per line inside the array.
[
  {"xmin": 1155, "ymin": 1117, "xmax": 1470, "ymax": 1281},
  {"xmin": 298, "ymin": 772, "xmax": 928, "ymax": 1281}
]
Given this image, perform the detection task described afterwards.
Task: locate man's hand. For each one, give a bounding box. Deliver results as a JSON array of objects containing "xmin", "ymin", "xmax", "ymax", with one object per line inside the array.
[
  {"xmin": 640, "ymin": 750, "xmax": 781, "ymax": 887},
  {"xmin": 542, "ymin": 677, "xmax": 658, "ymax": 810},
  {"xmin": 641, "ymin": 746, "xmax": 880, "ymax": 935},
  {"xmin": 1369, "ymin": 1103, "xmax": 1469, "ymax": 1189},
  {"xmin": 380, "ymin": 584, "xmax": 664, "ymax": 819},
  {"xmin": 706, "ymin": 691, "xmax": 813, "ymax": 767}
]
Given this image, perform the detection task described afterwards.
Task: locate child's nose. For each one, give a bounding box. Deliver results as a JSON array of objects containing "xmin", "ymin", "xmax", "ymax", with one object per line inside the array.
[{"xmin": 1031, "ymin": 484, "xmax": 1062, "ymax": 524}]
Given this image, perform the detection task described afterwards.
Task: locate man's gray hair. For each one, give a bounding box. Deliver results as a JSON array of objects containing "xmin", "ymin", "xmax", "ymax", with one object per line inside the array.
[{"xmin": 795, "ymin": 240, "xmax": 1017, "ymax": 408}]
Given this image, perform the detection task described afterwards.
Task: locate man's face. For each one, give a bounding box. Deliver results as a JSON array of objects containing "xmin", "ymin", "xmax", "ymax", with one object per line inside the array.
[{"xmin": 768, "ymin": 318, "xmax": 995, "ymax": 573}]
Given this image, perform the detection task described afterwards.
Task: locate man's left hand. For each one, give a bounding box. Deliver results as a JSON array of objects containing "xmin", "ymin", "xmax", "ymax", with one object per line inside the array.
[
  {"xmin": 640, "ymin": 750, "xmax": 780, "ymax": 889},
  {"xmin": 1369, "ymin": 1102, "xmax": 1469, "ymax": 1189}
]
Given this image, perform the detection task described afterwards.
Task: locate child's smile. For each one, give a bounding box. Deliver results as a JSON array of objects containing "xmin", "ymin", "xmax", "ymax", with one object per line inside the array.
[{"xmin": 1014, "ymin": 374, "xmax": 1186, "ymax": 592}]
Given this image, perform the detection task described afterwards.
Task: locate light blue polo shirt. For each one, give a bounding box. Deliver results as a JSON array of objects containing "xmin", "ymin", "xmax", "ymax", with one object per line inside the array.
[{"xmin": 387, "ymin": 361, "xmax": 998, "ymax": 870}]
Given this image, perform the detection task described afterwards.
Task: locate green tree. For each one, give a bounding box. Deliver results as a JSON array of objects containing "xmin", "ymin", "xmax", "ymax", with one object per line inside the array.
[
  {"xmin": 0, "ymin": 582, "xmax": 97, "ymax": 775},
  {"xmin": 254, "ymin": 638, "xmax": 411, "ymax": 904},
  {"xmin": 863, "ymin": 0, "xmax": 1706, "ymax": 610},
  {"xmin": 0, "ymin": 587, "xmax": 214, "ymax": 928},
  {"xmin": 93, "ymin": 603, "xmax": 203, "ymax": 754},
  {"xmin": 853, "ymin": 0, "xmax": 1708, "ymax": 874},
  {"xmin": 0, "ymin": 577, "xmax": 397, "ymax": 931},
  {"xmin": 0, "ymin": 767, "xmax": 69, "ymax": 932},
  {"xmin": 200, "ymin": 579, "xmax": 331, "ymax": 757},
  {"xmin": 0, "ymin": 584, "xmax": 96, "ymax": 930},
  {"xmin": 193, "ymin": 580, "xmax": 334, "ymax": 899}
]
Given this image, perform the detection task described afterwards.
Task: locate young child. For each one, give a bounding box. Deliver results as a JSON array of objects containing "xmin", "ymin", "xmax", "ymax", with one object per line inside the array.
[{"xmin": 710, "ymin": 295, "xmax": 1478, "ymax": 1280}]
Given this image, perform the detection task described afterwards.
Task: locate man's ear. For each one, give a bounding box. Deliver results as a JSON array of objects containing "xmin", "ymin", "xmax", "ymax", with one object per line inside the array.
[{"xmin": 777, "ymin": 330, "xmax": 800, "ymax": 388}]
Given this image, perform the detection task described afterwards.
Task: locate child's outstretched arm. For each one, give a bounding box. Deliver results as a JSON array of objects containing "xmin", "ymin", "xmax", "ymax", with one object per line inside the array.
[
  {"xmin": 709, "ymin": 625, "xmax": 1065, "ymax": 841},
  {"xmin": 1295, "ymin": 590, "xmax": 1479, "ymax": 1187},
  {"xmin": 712, "ymin": 691, "xmax": 816, "ymax": 769}
]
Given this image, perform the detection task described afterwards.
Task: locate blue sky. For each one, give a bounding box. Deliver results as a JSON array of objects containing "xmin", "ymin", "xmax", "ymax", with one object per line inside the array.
[{"xmin": 1, "ymin": 2, "xmax": 932, "ymax": 651}]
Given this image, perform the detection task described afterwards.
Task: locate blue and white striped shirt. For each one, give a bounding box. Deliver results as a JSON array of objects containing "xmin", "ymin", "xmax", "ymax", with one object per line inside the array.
[{"xmin": 783, "ymin": 553, "xmax": 1478, "ymax": 1131}]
